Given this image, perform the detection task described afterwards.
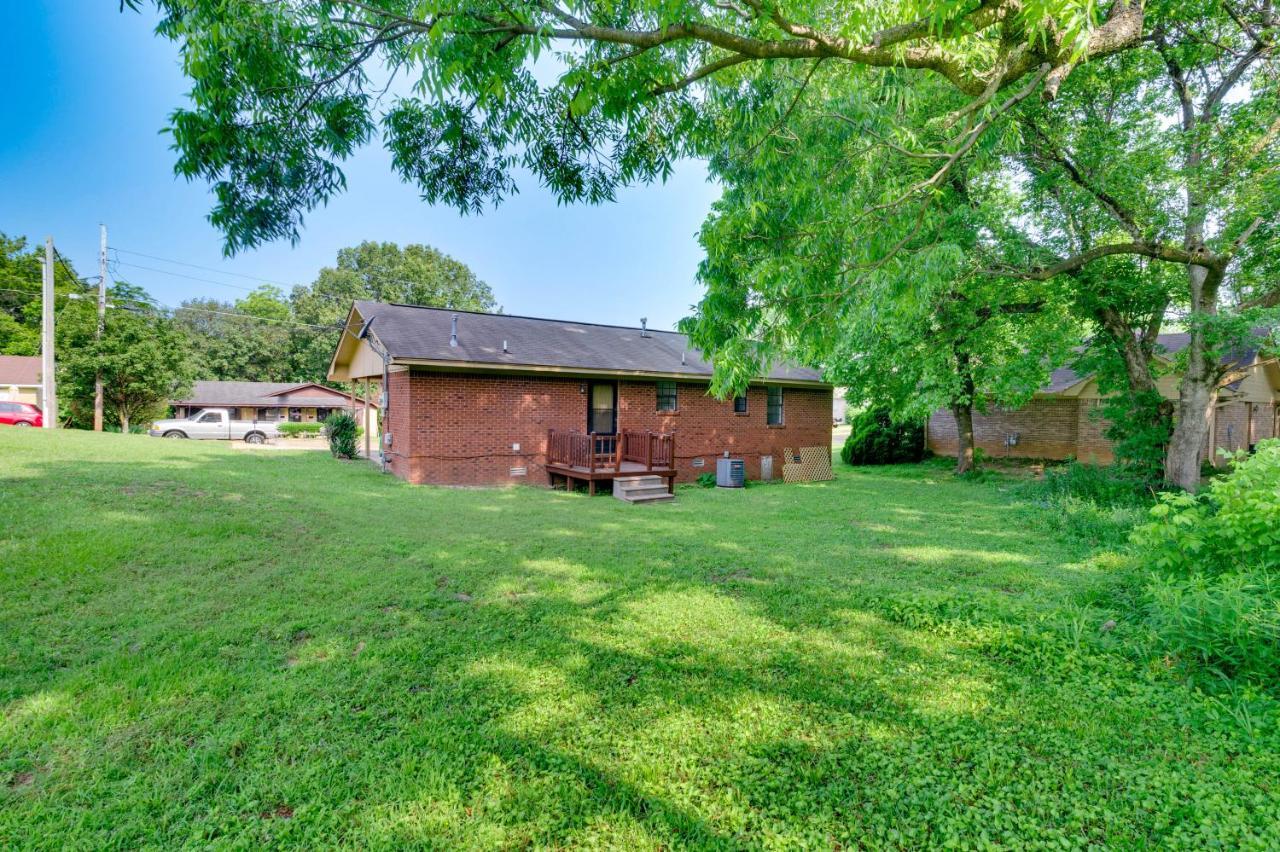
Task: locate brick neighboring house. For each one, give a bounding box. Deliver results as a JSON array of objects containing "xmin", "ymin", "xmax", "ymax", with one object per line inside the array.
[
  {"xmin": 328, "ymin": 302, "xmax": 833, "ymax": 487},
  {"xmin": 171, "ymin": 381, "xmax": 378, "ymax": 433},
  {"xmin": 927, "ymin": 332, "xmax": 1279, "ymax": 466}
]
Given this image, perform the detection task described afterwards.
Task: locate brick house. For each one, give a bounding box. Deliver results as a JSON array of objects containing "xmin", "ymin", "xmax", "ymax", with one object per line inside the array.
[
  {"xmin": 328, "ymin": 302, "xmax": 832, "ymax": 487},
  {"xmin": 927, "ymin": 332, "xmax": 1279, "ymax": 466},
  {"xmin": 171, "ymin": 381, "xmax": 378, "ymax": 433}
]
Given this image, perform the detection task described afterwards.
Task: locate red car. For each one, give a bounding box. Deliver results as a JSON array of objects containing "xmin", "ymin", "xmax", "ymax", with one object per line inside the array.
[{"xmin": 0, "ymin": 401, "xmax": 42, "ymax": 427}]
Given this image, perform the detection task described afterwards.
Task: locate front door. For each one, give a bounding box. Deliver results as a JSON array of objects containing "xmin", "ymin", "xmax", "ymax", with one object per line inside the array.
[{"xmin": 588, "ymin": 382, "xmax": 617, "ymax": 435}]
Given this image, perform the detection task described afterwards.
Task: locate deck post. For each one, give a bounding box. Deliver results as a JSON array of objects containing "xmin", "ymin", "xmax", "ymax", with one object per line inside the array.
[
  {"xmin": 588, "ymin": 432, "xmax": 596, "ymax": 473},
  {"xmin": 645, "ymin": 431, "xmax": 653, "ymax": 471}
]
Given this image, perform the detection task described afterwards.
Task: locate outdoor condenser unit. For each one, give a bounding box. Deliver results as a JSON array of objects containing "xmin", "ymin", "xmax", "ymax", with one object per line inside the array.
[{"xmin": 716, "ymin": 457, "xmax": 745, "ymax": 488}]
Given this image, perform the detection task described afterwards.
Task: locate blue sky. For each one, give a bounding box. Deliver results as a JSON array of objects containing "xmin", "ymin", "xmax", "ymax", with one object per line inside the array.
[{"xmin": 0, "ymin": 2, "xmax": 720, "ymax": 330}]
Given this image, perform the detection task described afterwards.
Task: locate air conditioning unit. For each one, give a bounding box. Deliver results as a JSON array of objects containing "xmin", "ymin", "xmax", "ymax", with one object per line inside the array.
[{"xmin": 716, "ymin": 457, "xmax": 745, "ymax": 488}]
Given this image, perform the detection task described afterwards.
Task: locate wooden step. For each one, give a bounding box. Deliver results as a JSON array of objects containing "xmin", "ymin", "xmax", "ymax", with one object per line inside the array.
[{"xmin": 613, "ymin": 475, "xmax": 674, "ymax": 503}]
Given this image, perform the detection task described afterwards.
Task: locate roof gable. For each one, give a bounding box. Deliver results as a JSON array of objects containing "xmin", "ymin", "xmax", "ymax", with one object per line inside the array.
[{"xmin": 261, "ymin": 382, "xmax": 350, "ymax": 400}]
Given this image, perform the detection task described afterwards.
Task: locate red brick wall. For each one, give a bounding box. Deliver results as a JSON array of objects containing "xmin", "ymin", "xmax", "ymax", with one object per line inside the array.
[
  {"xmin": 1214, "ymin": 402, "xmax": 1250, "ymax": 462},
  {"xmin": 382, "ymin": 370, "xmax": 832, "ymax": 486},
  {"xmin": 1251, "ymin": 403, "xmax": 1276, "ymax": 444},
  {"xmin": 618, "ymin": 382, "xmax": 831, "ymax": 481},
  {"xmin": 926, "ymin": 397, "xmax": 1278, "ymax": 467},
  {"xmin": 1075, "ymin": 400, "xmax": 1115, "ymax": 463},
  {"xmin": 927, "ymin": 398, "xmax": 1083, "ymax": 460}
]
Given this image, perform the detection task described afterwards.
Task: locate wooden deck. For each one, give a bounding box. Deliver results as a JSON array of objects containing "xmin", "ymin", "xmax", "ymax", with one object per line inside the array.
[{"xmin": 546, "ymin": 429, "xmax": 677, "ymax": 495}]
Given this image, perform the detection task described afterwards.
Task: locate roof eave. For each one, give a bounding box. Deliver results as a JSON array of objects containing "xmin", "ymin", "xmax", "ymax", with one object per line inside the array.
[{"xmin": 388, "ymin": 357, "xmax": 830, "ymax": 388}]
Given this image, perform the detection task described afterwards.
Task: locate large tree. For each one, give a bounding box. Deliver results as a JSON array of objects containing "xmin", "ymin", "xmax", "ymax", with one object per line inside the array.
[
  {"xmin": 996, "ymin": 3, "xmax": 1280, "ymax": 488},
  {"xmin": 134, "ymin": 1, "xmax": 1147, "ymax": 252},
  {"xmin": 173, "ymin": 286, "xmax": 295, "ymax": 382},
  {"xmin": 0, "ymin": 234, "xmax": 89, "ymax": 355},
  {"xmin": 59, "ymin": 283, "xmax": 195, "ymax": 431},
  {"xmin": 289, "ymin": 241, "xmax": 496, "ymax": 381}
]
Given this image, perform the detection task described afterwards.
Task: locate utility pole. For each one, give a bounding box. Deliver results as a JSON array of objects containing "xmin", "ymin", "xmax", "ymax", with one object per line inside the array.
[
  {"xmin": 94, "ymin": 224, "xmax": 108, "ymax": 431},
  {"xmin": 41, "ymin": 237, "xmax": 57, "ymax": 428}
]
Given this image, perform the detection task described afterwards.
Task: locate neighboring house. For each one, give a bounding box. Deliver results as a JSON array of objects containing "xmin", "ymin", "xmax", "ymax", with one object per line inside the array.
[
  {"xmin": 832, "ymin": 388, "xmax": 848, "ymax": 424},
  {"xmin": 328, "ymin": 302, "xmax": 833, "ymax": 487},
  {"xmin": 927, "ymin": 332, "xmax": 1279, "ymax": 466},
  {"xmin": 171, "ymin": 381, "xmax": 379, "ymax": 433},
  {"xmin": 0, "ymin": 356, "xmax": 42, "ymax": 406}
]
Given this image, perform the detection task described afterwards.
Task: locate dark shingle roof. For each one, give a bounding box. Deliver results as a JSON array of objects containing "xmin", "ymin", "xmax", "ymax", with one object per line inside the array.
[
  {"xmin": 354, "ymin": 301, "xmax": 826, "ymax": 384},
  {"xmin": 1041, "ymin": 330, "xmax": 1272, "ymax": 394},
  {"xmin": 174, "ymin": 381, "xmax": 366, "ymax": 408},
  {"xmin": 0, "ymin": 355, "xmax": 41, "ymax": 386}
]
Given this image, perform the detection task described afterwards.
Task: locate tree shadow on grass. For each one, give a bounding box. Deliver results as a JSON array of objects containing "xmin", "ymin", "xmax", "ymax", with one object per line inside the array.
[{"xmin": 2, "ymin": 444, "xmax": 1273, "ymax": 845}]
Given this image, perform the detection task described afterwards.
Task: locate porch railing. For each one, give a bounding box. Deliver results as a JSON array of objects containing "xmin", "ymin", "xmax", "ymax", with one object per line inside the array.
[
  {"xmin": 547, "ymin": 428, "xmax": 674, "ymax": 472},
  {"xmin": 546, "ymin": 430, "xmax": 616, "ymax": 472},
  {"xmin": 618, "ymin": 429, "xmax": 674, "ymax": 470}
]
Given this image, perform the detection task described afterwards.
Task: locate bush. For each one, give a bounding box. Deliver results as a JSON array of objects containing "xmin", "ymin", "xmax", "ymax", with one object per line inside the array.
[
  {"xmin": 1146, "ymin": 572, "xmax": 1280, "ymax": 682},
  {"xmin": 278, "ymin": 422, "xmax": 323, "ymax": 438},
  {"xmin": 1133, "ymin": 440, "xmax": 1280, "ymax": 684},
  {"xmin": 1040, "ymin": 460, "xmax": 1152, "ymax": 508},
  {"xmin": 1018, "ymin": 461, "xmax": 1154, "ymax": 550},
  {"xmin": 1133, "ymin": 441, "xmax": 1280, "ymax": 576},
  {"xmin": 840, "ymin": 406, "xmax": 924, "ymax": 466},
  {"xmin": 325, "ymin": 411, "xmax": 359, "ymax": 459}
]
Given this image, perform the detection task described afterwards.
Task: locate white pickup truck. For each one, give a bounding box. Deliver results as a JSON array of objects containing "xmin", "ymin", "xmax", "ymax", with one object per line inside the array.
[{"xmin": 149, "ymin": 408, "xmax": 283, "ymax": 444}]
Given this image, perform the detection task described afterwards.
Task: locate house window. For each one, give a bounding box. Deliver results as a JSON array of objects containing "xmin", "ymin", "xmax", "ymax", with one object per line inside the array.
[
  {"xmin": 733, "ymin": 395, "xmax": 748, "ymax": 414},
  {"xmin": 289, "ymin": 408, "xmax": 302, "ymax": 422},
  {"xmin": 258, "ymin": 408, "xmax": 278, "ymax": 421},
  {"xmin": 656, "ymin": 381, "xmax": 678, "ymax": 412},
  {"xmin": 315, "ymin": 408, "xmax": 330, "ymax": 423},
  {"xmin": 767, "ymin": 387, "xmax": 784, "ymax": 425}
]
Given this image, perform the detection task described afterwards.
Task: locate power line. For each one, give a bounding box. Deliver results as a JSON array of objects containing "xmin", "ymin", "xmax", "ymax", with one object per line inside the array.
[
  {"xmin": 110, "ymin": 246, "xmax": 299, "ymax": 289},
  {"xmin": 112, "ymin": 260, "xmax": 261, "ymax": 293},
  {"xmin": 110, "ymin": 293, "xmax": 342, "ymax": 331},
  {"xmin": 110, "ymin": 257, "xmax": 355, "ymax": 308},
  {"xmin": 110, "ymin": 244, "xmax": 471, "ymax": 307}
]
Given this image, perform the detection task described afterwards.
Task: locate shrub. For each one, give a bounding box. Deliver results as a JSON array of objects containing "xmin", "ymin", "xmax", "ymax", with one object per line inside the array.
[
  {"xmin": 840, "ymin": 406, "xmax": 924, "ymax": 466},
  {"xmin": 1017, "ymin": 461, "xmax": 1154, "ymax": 550},
  {"xmin": 1040, "ymin": 460, "xmax": 1152, "ymax": 508},
  {"xmin": 278, "ymin": 422, "xmax": 323, "ymax": 438},
  {"xmin": 1133, "ymin": 440, "xmax": 1280, "ymax": 576},
  {"xmin": 1133, "ymin": 440, "xmax": 1280, "ymax": 684},
  {"xmin": 325, "ymin": 411, "xmax": 359, "ymax": 459},
  {"xmin": 1146, "ymin": 572, "xmax": 1280, "ymax": 682}
]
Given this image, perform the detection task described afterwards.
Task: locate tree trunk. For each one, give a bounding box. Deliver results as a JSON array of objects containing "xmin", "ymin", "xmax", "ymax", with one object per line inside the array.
[
  {"xmin": 952, "ymin": 402, "xmax": 976, "ymax": 474},
  {"xmin": 952, "ymin": 348, "xmax": 978, "ymax": 474},
  {"xmin": 1096, "ymin": 306, "xmax": 1162, "ymax": 399},
  {"xmin": 1165, "ymin": 263, "xmax": 1222, "ymax": 491},
  {"xmin": 120, "ymin": 412, "xmax": 130, "ymax": 433}
]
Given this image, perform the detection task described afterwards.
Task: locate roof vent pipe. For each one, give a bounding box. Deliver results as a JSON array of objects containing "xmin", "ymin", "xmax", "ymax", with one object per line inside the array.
[
  {"xmin": 640, "ymin": 317, "xmax": 650, "ymax": 338},
  {"xmin": 450, "ymin": 314, "xmax": 458, "ymax": 348},
  {"xmin": 681, "ymin": 351, "xmax": 686, "ymax": 366},
  {"xmin": 502, "ymin": 339, "xmax": 508, "ymax": 353}
]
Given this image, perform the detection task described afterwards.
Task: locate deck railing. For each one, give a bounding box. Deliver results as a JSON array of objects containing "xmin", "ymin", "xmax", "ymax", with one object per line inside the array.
[
  {"xmin": 547, "ymin": 428, "xmax": 675, "ymax": 472},
  {"xmin": 547, "ymin": 430, "xmax": 614, "ymax": 472},
  {"xmin": 618, "ymin": 429, "xmax": 674, "ymax": 470}
]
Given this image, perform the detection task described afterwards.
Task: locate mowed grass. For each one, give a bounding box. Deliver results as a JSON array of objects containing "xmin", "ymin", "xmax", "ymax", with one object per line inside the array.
[{"xmin": 1, "ymin": 430, "xmax": 1276, "ymax": 848}]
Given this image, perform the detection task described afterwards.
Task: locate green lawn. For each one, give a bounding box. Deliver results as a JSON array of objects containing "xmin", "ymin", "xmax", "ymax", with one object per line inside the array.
[{"xmin": 1, "ymin": 430, "xmax": 1276, "ymax": 848}]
